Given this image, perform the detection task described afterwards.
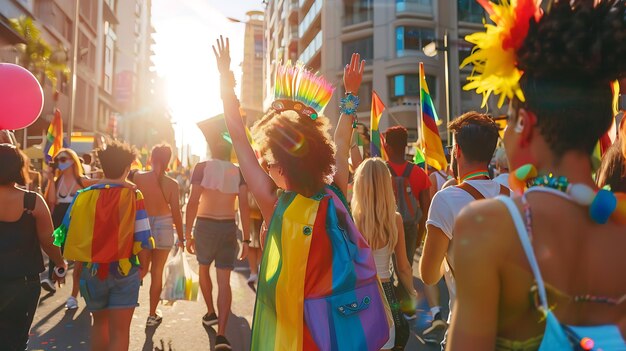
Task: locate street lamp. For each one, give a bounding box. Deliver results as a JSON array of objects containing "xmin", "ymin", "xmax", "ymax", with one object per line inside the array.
[{"xmin": 423, "ymin": 32, "xmax": 452, "ymax": 146}]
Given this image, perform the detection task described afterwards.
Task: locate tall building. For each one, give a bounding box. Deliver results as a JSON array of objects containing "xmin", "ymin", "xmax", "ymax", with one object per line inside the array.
[
  {"xmin": 241, "ymin": 10, "xmax": 265, "ymax": 124},
  {"xmin": 264, "ymin": 1, "xmax": 507, "ymax": 145},
  {"xmin": 0, "ymin": 0, "xmax": 173, "ymax": 149}
]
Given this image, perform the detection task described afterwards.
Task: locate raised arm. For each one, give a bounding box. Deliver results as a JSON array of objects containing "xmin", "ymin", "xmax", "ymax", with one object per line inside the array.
[
  {"xmin": 334, "ymin": 53, "xmax": 365, "ymax": 196},
  {"xmin": 214, "ymin": 36, "xmax": 277, "ymax": 219}
]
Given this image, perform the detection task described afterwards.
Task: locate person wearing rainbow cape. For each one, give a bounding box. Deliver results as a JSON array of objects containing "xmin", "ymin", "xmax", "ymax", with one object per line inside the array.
[
  {"xmin": 447, "ymin": 1, "xmax": 626, "ymax": 350},
  {"xmin": 213, "ymin": 36, "xmax": 391, "ymax": 350},
  {"xmin": 53, "ymin": 141, "xmax": 154, "ymax": 351}
]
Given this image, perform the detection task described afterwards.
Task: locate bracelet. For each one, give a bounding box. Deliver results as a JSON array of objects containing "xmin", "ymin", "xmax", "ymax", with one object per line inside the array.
[
  {"xmin": 340, "ymin": 93, "xmax": 360, "ymax": 124},
  {"xmin": 242, "ymin": 239, "xmax": 251, "ymax": 244},
  {"xmin": 54, "ymin": 266, "xmax": 66, "ymax": 278}
]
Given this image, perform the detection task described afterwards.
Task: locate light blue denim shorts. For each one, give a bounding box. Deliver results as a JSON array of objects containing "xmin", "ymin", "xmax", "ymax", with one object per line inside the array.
[
  {"xmin": 80, "ymin": 267, "xmax": 140, "ymax": 311},
  {"xmin": 149, "ymin": 215, "xmax": 174, "ymax": 250}
]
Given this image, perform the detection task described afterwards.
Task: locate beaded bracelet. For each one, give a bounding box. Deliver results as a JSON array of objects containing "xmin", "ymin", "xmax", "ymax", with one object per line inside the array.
[{"xmin": 340, "ymin": 93, "xmax": 360, "ymax": 127}]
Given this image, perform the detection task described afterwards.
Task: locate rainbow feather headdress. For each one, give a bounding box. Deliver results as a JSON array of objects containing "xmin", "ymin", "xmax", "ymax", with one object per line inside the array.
[
  {"xmin": 272, "ymin": 62, "xmax": 335, "ymax": 120},
  {"xmin": 461, "ymin": 0, "xmax": 543, "ymax": 108}
]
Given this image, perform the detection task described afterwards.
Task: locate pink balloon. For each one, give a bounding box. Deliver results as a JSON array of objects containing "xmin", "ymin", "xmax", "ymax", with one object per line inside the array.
[{"xmin": 0, "ymin": 63, "xmax": 44, "ymax": 130}]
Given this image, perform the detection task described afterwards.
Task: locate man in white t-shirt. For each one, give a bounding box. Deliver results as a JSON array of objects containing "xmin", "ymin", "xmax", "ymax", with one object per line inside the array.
[{"xmin": 419, "ymin": 112, "xmax": 510, "ymax": 349}]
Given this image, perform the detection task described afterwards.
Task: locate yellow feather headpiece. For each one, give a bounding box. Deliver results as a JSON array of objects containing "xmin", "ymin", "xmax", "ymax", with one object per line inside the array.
[{"xmin": 461, "ymin": 0, "xmax": 543, "ymax": 108}]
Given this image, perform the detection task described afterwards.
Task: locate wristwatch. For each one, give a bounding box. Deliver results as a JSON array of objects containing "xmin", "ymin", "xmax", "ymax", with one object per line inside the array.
[{"xmin": 242, "ymin": 239, "xmax": 252, "ymax": 244}]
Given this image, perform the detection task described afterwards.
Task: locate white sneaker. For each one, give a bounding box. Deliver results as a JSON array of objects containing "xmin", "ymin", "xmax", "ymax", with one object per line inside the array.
[
  {"xmin": 66, "ymin": 296, "xmax": 78, "ymax": 310},
  {"xmin": 41, "ymin": 278, "xmax": 56, "ymax": 293}
]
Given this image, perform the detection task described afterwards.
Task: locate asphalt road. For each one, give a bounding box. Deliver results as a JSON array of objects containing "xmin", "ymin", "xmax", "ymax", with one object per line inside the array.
[{"xmin": 28, "ymin": 253, "xmax": 447, "ymax": 351}]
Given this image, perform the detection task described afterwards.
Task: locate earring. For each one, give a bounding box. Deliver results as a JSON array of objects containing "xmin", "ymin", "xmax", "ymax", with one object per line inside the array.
[{"xmin": 514, "ymin": 118, "xmax": 524, "ymax": 133}]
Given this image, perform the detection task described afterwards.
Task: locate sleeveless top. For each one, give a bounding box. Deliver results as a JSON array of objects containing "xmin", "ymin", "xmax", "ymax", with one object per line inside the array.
[
  {"xmin": 0, "ymin": 192, "xmax": 43, "ymax": 278},
  {"xmin": 372, "ymin": 246, "xmax": 392, "ymax": 280},
  {"xmin": 497, "ymin": 196, "xmax": 626, "ymax": 351}
]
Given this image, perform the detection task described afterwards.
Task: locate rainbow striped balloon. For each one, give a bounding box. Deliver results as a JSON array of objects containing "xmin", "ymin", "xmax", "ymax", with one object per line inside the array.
[
  {"xmin": 251, "ymin": 186, "xmax": 390, "ymax": 351},
  {"xmin": 274, "ymin": 63, "xmax": 334, "ymax": 114},
  {"xmin": 54, "ymin": 184, "xmax": 154, "ymax": 278}
]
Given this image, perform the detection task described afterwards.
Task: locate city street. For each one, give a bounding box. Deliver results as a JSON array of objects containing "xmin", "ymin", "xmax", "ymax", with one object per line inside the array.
[{"xmin": 28, "ymin": 254, "xmax": 446, "ymax": 351}]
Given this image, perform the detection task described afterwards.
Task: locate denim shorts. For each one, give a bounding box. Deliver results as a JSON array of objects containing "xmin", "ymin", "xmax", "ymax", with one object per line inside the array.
[
  {"xmin": 149, "ymin": 215, "xmax": 174, "ymax": 250},
  {"xmin": 80, "ymin": 267, "xmax": 140, "ymax": 311},
  {"xmin": 193, "ymin": 218, "xmax": 238, "ymax": 270}
]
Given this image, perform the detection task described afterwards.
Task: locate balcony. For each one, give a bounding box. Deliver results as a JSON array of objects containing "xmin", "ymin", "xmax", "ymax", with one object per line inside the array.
[
  {"xmin": 298, "ymin": 0, "xmax": 321, "ymax": 38},
  {"xmin": 299, "ymin": 30, "xmax": 322, "ymax": 64},
  {"xmin": 289, "ymin": 0, "xmax": 299, "ymax": 22},
  {"xmin": 396, "ymin": 0, "xmax": 433, "ymax": 16}
]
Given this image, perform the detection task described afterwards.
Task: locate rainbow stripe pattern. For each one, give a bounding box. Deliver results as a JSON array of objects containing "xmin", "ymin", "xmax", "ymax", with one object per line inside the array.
[
  {"xmin": 251, "ymin": 186, "xmax": 389, "ymax": 351},
  {"xmin": 53, "ymin": 184, "xmax": 154, "ymax": 278},
  {"xmin": 420, "ymin": 63, "xmax": 448, "ymax": 171},
  {"xmin": 370, "ymin": 91, "xmax": 386, "ymax": 159},
  {"xmin": 43, "ymin": 108, "xmax": 64, "ymax": 162},
  {"xmin": 274, "ymin": 63, "xmax": 334, "ymax": 114}
]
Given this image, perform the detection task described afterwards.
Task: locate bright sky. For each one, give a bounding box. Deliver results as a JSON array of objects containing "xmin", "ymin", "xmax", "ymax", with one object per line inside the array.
[{"xmin": 152, "ymin": 0, "xmax": 263, "ymax": 160}]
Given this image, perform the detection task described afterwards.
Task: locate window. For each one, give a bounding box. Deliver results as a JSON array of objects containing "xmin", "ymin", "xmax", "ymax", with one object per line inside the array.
[
  {"xmin": 299, "ymin": 31, "xmax": 322, "ymax": 64},
  {"xmin": 342, "ymin": 37, "xmax": 373, "ymax": 66},
  {"xmin": 396, "ymin": 26, "xmax": 435, "ymax": 56},
  {"xmin": 299, "ymin": 0, "xmax": 322, "ymax": 37},
  {"xmin": 344, "ymin": 0, "xmax": 372, "ymax": 26},
  {"xmin": 459, "ymin": 44, "xmax": 472, "ymax": 68},
  {"xmin": 389, "ymin": 74, "xmax": 436, "ymax": 103},
  {"xmin": 458, "ymin": 0, "xmax": 486, "ymax": 23},
  {"xmin": 396, "ymin": 0, "xmax": 433, "ymax": 15}
]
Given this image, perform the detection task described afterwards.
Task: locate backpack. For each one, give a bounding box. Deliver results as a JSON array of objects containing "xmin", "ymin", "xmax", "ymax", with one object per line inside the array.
[
  {"xmin": 388, "ymin": 162, "xmax": 422, "ymax": 224},
  {"xmin": 250, "ymin": 186, "xmax": 391, "ymax": 351}
]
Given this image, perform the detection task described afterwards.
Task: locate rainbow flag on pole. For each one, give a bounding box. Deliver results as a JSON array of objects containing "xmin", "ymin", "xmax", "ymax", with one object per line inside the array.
[
  {"xmin": 370, "ymin": 91, "xmax": 386, "ymax": 158},
  {"xmin": 419, "ymin": 63, "xmax": 448, "ymax": 171},
  {"xmin": 44, "ymin": 108, "xmax": 63, "ymax": 162}
]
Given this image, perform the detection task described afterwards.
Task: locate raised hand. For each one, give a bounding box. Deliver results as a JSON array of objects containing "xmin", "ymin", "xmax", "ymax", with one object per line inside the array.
[
  {"xmin": 343, "ymin": 53, "xmax": 365, "ymax": 94},
  {"xmin": 212, "ymin": 35, "xmax": 231, "ymax": 74}
]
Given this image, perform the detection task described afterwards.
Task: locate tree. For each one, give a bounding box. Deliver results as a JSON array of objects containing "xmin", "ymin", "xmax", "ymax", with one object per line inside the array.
[{"xmin": 9, "ymin": 16, "xmax": 69, "ymax": 88}]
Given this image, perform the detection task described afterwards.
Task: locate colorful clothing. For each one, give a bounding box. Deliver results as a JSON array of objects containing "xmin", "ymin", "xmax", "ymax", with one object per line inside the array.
[
  {"xmin": 53, "ymin": 184, "xmax": 154, "ymax": 278},
  {"xmin": 251, "ymin": 186, "xmax": 390, "ymax": 351}
]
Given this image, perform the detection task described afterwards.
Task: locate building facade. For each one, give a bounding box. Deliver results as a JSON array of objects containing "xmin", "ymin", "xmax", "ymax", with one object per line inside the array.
[
  {"xmin": 264, "ymin": 0, "xmax": 507, "ymax": 145},
  {"xmin": 0, "ymin": 0, "xmax": 172, "ymax": 149},
  {"xmin": 241, "ymin": 10, "xmax": 265, "ymax": 124}
]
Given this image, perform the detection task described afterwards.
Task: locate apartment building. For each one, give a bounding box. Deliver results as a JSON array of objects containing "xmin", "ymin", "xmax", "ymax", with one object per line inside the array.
[
  {"xmin": 241, "ymin": 10, "xmax": 265, "ymax": 123},
  {"xmin": 264, "ymin": 0, "xmax": 506, "ymax": 144}
]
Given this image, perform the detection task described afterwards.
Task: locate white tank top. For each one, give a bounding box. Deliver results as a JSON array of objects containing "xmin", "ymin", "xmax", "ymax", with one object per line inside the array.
[{"xmin": 372, "ymin": 246, "xmax": 392, "ymax": 279}]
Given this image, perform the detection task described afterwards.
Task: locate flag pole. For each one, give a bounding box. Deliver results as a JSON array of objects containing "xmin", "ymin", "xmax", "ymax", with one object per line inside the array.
[{"xmin": 419, "ymin": 62, "xmax": 428, "ymax": 172}]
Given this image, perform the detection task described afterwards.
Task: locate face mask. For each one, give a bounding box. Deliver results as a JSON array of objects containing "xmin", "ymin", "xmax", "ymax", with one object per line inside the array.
[{"xmin": 58, "ymin": 161, "xmax": 74, "ymax": 171}]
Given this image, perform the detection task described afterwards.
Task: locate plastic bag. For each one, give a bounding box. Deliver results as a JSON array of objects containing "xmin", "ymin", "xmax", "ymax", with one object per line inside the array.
[{"xmin": 161, "ymin": 249, "xmax": 199, "ymax": 301}]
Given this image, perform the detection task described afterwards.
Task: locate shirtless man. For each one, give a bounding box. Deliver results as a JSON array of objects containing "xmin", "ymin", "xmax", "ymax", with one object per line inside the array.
[
  {"xmin": 185, "ymin": 116, "xmax": 250, "ymax": 351},
  {"xmin": 132, "ymin": 144, "xmax": 184, "ymax": 326}
]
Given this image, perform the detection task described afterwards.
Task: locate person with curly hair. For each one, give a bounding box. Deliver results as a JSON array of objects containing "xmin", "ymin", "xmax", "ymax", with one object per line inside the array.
[
  {"xmin": 449, "ymin": 1, "xmax": 626, "ymax": 350},
  {"xmin": 53, "ymin": 141, "xmax": 154, "ymax": 351},
  {"xmin": 214, "ymin": 36, "xmax": 391, "ymax": 351}
]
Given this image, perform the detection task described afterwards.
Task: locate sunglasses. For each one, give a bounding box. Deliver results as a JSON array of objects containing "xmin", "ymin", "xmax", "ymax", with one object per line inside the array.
[{"xmin": 55, "ymin": 156, "xmax": 69, "ymax": 163}]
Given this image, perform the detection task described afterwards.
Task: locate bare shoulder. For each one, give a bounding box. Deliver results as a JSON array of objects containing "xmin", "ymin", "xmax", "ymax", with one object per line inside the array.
[
  {"xmin": 394, "ymin": 212, "xmax": 403, "ymax": 226},
  {"xmin": 163, "ymin": 174, "xmax": 180, "ymax": 188},
  {"xmin": 454, "ymin": 197, "xmax": 516, "ymax": 257}
]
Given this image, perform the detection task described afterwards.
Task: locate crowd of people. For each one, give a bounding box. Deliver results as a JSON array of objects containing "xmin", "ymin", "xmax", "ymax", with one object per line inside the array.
[{"xmin": 1, "ymin": 1, "xmax": 625, "ymax": 351}]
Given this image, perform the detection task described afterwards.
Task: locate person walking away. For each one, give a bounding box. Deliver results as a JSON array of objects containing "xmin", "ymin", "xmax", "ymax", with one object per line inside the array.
[
  {"xmin": 0, "ymin": 144, "xmax": 66, "ymax": 351},
  {"xmin": 42, "ymin": 148, "xmax": 95, "ymax": 310},
  {"xmin": 53, "ymin": 141, "xmax": 154, "ymax": 351},
  {"xmin": 420, "ymin": 112, "xmax": 508, "ymax": 349},
  {"xmin": 185, "ymin": 116, "xmax": 250, "ymax": 350},
  {"xmin": 132, "ymin": 144, "xmax": 184, "ymax": 326},
  {"xmin": 383, "ymin": 126, "xmax": 431, "ymax": 319},
  {"xmin": 352, "ymin": 158, "xmax": 417, "ymax": 350}
]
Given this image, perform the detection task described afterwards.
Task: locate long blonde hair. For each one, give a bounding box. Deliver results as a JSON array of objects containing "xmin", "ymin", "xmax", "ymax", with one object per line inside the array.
[{"xmin": 352, "ymin": 157, "xmax": 398, "ymax": 251}]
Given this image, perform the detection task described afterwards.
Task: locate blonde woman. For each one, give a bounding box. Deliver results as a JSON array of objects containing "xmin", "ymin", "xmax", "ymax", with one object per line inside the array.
[
  {"xmin": 352, "ymin": 157, "xmax": 418, "ymax": 350},
  {"xmin": 43, "ymin": 148, "xmax": 96, "ymax": 308}
]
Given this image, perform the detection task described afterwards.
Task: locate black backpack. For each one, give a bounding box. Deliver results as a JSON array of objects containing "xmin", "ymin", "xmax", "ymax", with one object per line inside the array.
[{"xmin": 388, "ymin": 162, "xmax": 422, "ymax": 224}]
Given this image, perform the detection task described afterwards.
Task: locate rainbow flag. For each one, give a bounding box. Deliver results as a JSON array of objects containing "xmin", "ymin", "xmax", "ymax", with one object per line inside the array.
[
  {"xmin": 53, "ymin": 184, "xmax": 154, "ymax": 278},
  {"xmin": 44, "ymin": 108, "xmax": 64, "ymax": 162},
  {"xmin": 419, "ymin": 63, "xmax": 448, "ymax": 171},
  {"xmin": 370, "ymin": 91, "xmax": 386, "ymax": 158},
  {"xmin": 250, "ymin": 187, "xmax": 390, "ymax": 350}
]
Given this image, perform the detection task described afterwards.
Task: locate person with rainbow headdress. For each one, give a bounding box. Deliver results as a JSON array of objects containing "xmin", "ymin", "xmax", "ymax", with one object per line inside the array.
[
  {"xmin": 213, "ymin": 36, "xmax": 391, "ymax": 351},
  {"xmin": 447, "ymin": 1, "xmax": 626, "ymax": 350}
]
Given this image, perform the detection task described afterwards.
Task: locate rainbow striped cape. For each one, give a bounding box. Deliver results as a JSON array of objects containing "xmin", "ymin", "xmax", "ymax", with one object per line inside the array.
[
  {"xmin": 53, "ymin": 183, "xmax": 154, "ymax": 278},
  {"xmin": 251, "ymin": 186, "xmax": 390, "ymax": 351}
]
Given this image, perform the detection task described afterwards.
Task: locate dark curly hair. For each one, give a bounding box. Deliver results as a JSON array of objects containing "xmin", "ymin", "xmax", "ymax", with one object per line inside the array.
[
  {"xmin": 253, "ymin": 109, "xmax": 335, "ymax": 196},
  {"xmin": 515, "ymin": 0, "xmax": 626, "ymax": 157},
  {"xmin": 96, "ymin": 140, "xmax": 138, "ymax": 179}
]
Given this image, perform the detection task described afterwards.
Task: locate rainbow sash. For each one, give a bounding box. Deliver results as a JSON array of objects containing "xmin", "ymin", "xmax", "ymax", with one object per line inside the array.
[
  {"xmin": 251, "ymin": 186, "xmax": 389, "ymax": 351},
  {"xmin": 53, "ymin": 184, "xmax": 154, "ymax": 278}
]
